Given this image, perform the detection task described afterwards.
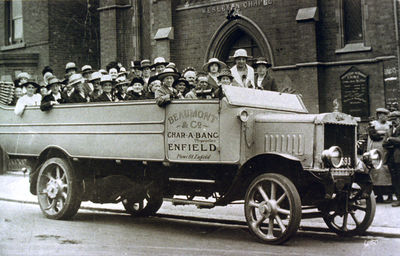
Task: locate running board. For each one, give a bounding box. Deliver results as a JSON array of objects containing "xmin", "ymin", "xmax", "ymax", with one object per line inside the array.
[
  {"xmin": 167, "ymin": 198, "xmax": 215, "ymax": 209},
  {"xmin": 169, "ymin": 177, "xmax": 216, "ymax": 184}
]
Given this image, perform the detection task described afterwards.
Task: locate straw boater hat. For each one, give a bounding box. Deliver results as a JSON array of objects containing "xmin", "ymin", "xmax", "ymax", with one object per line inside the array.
[
  {"xmin": 202, "ymin": 58, "xmax": 227, "ymax": 72},
  {"xmin": 116, "ymin": 76, "xmax": 130, "ymax": 87},
  {"xmin": 89, "ymin": 71, "xmax": 102, "ymax": 82},
  {"xmin": 252, "ymin": 57, "xmax": 272, "ymax": 68},
  {"xmin": 157, "ymin": 68, "xmax": 180, "ymax": 81},
  {"xmin": 376, "ymin": 108, "xmax": 390, "ymax": 115},
  {"xmin": 65, "ymin": 62, "xmax": 77, "ymax": 72},
  {"xmin": 217, "ymin": 69, "xmax": 234, "ymax": 80},
  {"xmin": 152, "ymin": 57, "xmax": 169, "ymax": 68},
  {"xmin": 230, "ymin": 49, "xmax": 252, "ymax": 59},
  {"xmin": 46, "ymin": 76, "xmax": 61, "ymax": 90},
  {"xmin": 68, "ymin": 74, "xmax": 84, "ymax": 87},
  {"xmin": 17, "ymin": 72, "xmax": 31, "ymax": 80},
  {"xmin": 140, "ymin": 59, "xmax": 151, "ymax": 69},
  {"xmin": 118, "ymin": 67, "xmax": 128, "ymax": 77},
  {"xmin": 81, "ymin": 65, "xmax": 93, "ymax": 74},
  {"xmin": 100, "ymin": 74, "xmax": 113, "ymax": 85}
]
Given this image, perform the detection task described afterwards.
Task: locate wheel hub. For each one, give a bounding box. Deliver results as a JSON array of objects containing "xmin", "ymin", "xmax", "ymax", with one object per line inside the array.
[
  {"xmin": 259, "ymin": 200, "xmax": 278, "ymax": 218},
  {"xmin": 46, "ymin": 179, "xmax": 61, "ymax": 199}
]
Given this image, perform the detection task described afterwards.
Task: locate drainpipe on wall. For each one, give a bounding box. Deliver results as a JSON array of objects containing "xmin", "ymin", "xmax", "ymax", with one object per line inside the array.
[{"xmin": 394, "ymin": 0, "xmax": 400, "ymax": 86}]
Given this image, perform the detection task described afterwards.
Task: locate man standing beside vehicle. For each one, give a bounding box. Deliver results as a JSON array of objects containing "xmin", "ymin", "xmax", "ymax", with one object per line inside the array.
[{"xmin": 382, "ymin": 111, "xmax": 400, "ymax": 207}]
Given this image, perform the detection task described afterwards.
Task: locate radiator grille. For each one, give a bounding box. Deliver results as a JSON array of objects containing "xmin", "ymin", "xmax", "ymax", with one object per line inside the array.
[{"xmin": 324, "ymin": 124, "xmax": 356, "ymax": 167}]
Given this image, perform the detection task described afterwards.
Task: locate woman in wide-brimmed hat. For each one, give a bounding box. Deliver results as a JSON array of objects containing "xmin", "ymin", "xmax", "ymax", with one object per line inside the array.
[
  {"xmin": 155, "ymin": 68, "xmax": 180, "ymax": 107},
  {"xmin": 14, "ymin": 80, "xmax": 42, "ymax": 116},
  {"xmin": 202, "ymin": 58, "xmax": 227, "ymax": 90},
  {"xmin": 128, "ymin": 77, "xmax": 146, "ymax": 100},
  {"xmin": 40, "ymin": 76, "xmax": 67, "ymax": 111}
]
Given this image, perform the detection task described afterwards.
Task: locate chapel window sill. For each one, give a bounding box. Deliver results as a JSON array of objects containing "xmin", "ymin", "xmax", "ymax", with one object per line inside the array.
[
  {"xmin": 1, "ymin": 42, "xmax": 26, "ymax": 52},
  {"xmin": 335, "ymin": 43, "xmax": 371, "ymax": 54}
]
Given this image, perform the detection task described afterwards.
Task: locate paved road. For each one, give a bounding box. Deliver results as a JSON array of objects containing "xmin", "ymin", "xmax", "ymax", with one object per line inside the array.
[{"xmin": 1, "ymin": 200, "xmax": 399, "ymax": 256}]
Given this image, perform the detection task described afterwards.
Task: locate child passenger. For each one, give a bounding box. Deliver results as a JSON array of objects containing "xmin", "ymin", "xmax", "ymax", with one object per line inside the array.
[{"xmin": 14, "ymin": 81, "xmax": 42, "ymax": 116}]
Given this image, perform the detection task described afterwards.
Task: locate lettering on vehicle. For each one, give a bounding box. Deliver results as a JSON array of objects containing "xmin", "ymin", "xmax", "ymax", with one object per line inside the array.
[{"xmin": 166, "ymin": 107, "xmax": 219, "ymax": 161}]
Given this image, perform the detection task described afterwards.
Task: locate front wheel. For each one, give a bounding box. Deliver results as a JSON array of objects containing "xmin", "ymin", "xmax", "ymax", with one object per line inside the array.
[
  {"xmin": 323, "ymin": 188, "xmax": 376, "ymax": 236},
  {"xmin": 36, "ymin": 157, "xmax": 82, "ymax": 220},
  {"xmin": 244, "ymin": 173, "xmax": 302, "ymax": 245}
]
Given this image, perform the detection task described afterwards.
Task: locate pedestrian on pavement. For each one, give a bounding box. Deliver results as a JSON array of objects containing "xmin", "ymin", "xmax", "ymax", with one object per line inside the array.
[
  {"xmin": 382, "ymin": 110, "xmax": 400, "ymax": 207},
  {"xmin": 230, "ymin": 49, "xmax": 255, "ymax": 88}
]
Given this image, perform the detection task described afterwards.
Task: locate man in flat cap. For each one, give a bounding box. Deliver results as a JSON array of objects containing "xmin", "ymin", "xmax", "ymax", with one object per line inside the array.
[{"xmin": 383, "ymin": 110, "xmax": 400, "ymax": 207}]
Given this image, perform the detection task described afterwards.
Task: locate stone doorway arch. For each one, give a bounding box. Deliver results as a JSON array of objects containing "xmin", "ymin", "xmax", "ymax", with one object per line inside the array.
[{"xmin": 205, "ymin": 16, "xmax": 274, "ymax": 67}]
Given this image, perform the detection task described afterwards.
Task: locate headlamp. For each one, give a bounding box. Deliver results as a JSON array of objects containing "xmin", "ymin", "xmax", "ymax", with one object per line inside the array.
[
  {"xmin": 321, "ymin": 146, "xmax": 343, "ymax": 168},
  {"xmin": 362, "ymin": 149, "xmax": 383, "ymax": 170}
]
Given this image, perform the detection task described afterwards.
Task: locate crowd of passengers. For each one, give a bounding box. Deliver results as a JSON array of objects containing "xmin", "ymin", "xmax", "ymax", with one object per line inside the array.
[{"xmin": 8, "ymin": 48, "xmax": 295, "ymax": 116}]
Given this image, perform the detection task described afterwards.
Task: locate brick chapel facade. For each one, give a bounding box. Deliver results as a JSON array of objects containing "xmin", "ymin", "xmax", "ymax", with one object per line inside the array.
[{"xmin": 1, "ymin": 0, "xmax": 400, "ymax": 121}]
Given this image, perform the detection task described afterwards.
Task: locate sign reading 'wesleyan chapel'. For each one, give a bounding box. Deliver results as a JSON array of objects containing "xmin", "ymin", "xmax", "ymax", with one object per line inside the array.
[{"xmin": 341, "ymin": 67, "xmax": 370, "ymax": 120}]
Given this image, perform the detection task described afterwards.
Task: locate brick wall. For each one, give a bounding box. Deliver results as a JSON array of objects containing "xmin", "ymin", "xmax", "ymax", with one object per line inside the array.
[{"xmin": 49, "ymin": 0, "xmax": 100, "ymax": 78}]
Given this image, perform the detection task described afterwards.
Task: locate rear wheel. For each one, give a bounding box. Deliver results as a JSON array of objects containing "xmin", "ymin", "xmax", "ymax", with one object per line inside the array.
[
  {"xmin": 244, "ymin": 173, "xmax": 302, "ymax": 244},
  {"xmin": 37, "ymin": 157, "xmax": 81, "ymax": 220},
  {"xmin": 122, "ymin": 189, "xmax": 163, "ymax": 217}
]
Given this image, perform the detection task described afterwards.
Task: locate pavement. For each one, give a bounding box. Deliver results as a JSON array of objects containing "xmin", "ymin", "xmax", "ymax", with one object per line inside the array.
[{"xmin": 1, "ymin": 171, "xmax": 399, "ymax": 238}]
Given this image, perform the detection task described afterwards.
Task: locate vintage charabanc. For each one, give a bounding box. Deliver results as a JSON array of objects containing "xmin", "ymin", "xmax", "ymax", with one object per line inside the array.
[{"xmin": 0, "ymin": 86, "xmax": 380, "ymax": 244}]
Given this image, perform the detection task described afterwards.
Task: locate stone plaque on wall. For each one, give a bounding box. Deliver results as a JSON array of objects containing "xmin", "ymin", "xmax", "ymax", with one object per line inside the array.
[
  {"xmin": 340, "ymin": 67, "xmax": 369, "ymax": 119},
  {"xmin": 383, "ymin": 60, "xmax": 399, "ymax": 110}
]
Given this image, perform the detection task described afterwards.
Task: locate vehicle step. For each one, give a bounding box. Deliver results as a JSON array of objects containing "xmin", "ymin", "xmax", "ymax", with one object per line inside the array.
[
  {"xmin": 167, "ymin": 198, "xmax": 215, "ymax": 209},
  {"xmin": 301, "ymin": 211, "xmax": 323, "ymax": 219},
  {"xmin": 169, "ymin": 177, "xmax": 216, "ymax": 184}
]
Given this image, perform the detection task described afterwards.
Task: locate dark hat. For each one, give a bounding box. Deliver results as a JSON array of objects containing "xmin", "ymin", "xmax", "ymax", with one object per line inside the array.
[
  {"xmin": 376, "ymin": 108, "xmax": 390, "ymax": 114},
  {"xmin": 388, "ymin": 111, "xmax": 400, "ymax": 120},
  {"xmin": 253, "ymin": 57, "xmax": 272, "ymax": 68},
  {"xmin": 131, "ymin": 60, "xmax": 142, "ymax": 69},
  {"xmin": 157, "ymin": 68, "xmax": 180, "ymax": 81},
  {"xmin": 173, "ymin": 77, "xmax": 190, "ymax": 88},
  {"xmin": 131, "ymin": 77, "xmax": 145, "ymax": 86},
  {"xmin": 21, "ymin": 81, "xmax": 40, "ymax": 90},
  {"xmin": 148, "ymin": 75, "xmax": 160, "ymax": 86},
  {"xmin": 42, "ymin": 66, "xmax": 53, "ymax": 76},
  {"xmin": 217, "ymin": 69, "xmax": 234, "ymax": 80}
]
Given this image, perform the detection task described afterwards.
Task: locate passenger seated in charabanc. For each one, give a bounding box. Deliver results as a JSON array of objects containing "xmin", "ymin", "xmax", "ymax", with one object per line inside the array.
[
  {"xmin": 14, "ymin": 81, "xmax": 42, "ymax": 116},
  {"xmin": 173, "ymin": 77, "xmax": 190, "ymax": 99},
  {"xmin": 155, "ymin": 68, "xmax": 181, "ymax": 107},
  {"xmin": 128, "ymin": 77, "xmax": 147, "ymax": 100},
  {"xmin": 185, "ymin": 72, "xmax": 213, "ymax": 99},
  {"xmin": 68, "ymin": 74, "xmax": 90, "ymax": 103},
  {"xmin": 40, "ymin": 76, "xmax": 67, "ymax": 111},
  {"xmin": 94, "ymin": 75, "xmax": 117, "ymax": 102},
  {"xmin": 9, "ymin": 85, "xmax": 23, "ymax": 106},
  {"xmin": 144, "ymin": 75, "xmax": 161, "ymax": 99},
  {"xmin": 89, "ymin": 71, "xmax": 102, "ymax": 101},
  {"xmin": 115, "ymin": 76, "xmax": 132, "ymax": 101}
]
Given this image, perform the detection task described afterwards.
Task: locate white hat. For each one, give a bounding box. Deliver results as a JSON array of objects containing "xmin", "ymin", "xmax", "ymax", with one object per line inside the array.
[
  {"xmin": 68, "ymin": 73, "xmax": 84, "ymax": 86},
  {"xmin": 17, "ymin": 72, "xmax": 31, "ymax": 80},
  {"xmin": 152, "ymin": 57, "xmax": 168, "ymax": 67},
  {"xmin": 100, "ymin": 74, "xmax": 113, "ymax": 84},
  {"xmin": 202, "ymin": 58, "xmax": 227, "ymax": 72},
  {"xmin": 65, "ymin": 62, "xmax": 77, "ymax": 71},
  {"xmin": 99, "ymin": 69, "xmax": 108, "ymax": 75},
  {"xmin": 81, "ymin": 65, "xmax": 93, "ymax": 74},
  {"xmin": 230, "ymin": 49, "xmax": 252, "ymax": 59},
  {"xmin": 89, "ymin": 71, "xmax": 102, "ymax": 81}
]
